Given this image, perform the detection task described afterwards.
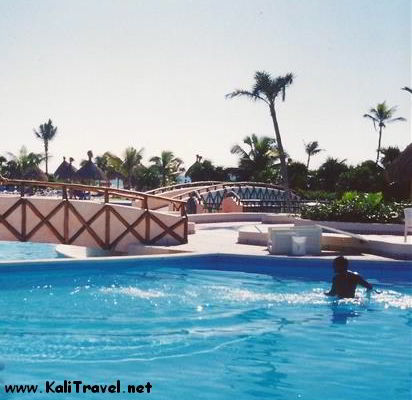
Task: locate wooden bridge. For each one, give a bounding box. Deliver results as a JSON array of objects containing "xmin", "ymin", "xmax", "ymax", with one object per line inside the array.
[{"xmin": 0, "ymin": 179, "xmax": 188, "ymax": 252}]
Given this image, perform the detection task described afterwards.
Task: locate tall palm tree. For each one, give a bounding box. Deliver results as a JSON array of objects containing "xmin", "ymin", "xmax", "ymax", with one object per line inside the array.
[
  {"xmin": 304, "ymin": 141, "xmax": 323, "ymax": 170},
  {"xmin": 231, "ymin": 134, "xmax": 280, "ymax": 182},
  {"xmin": 363, "ymin": 102, "xmax": 405, "ymax": 165},
  {"xmin": 33, "ymin": 119, "xmax": 58, "ymax": 175},
  {"xmin": 150, "ymin": 151, "xmax": 183, "ymax": 187},
  {"xmin": 226, "ymin": 71, "xmax": 294, "ymax": 207}
]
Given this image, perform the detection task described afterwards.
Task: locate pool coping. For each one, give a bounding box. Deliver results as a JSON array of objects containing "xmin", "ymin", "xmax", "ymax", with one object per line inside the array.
[{"xmin": 0, "ymin": 251, "xmax": 411, "ymax": 270}]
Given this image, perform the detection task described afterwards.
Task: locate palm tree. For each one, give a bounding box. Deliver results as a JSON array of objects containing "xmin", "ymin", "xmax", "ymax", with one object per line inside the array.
[
  {"xmin": 33, "ymin": 119, "xmax": 58, "ymax": 175},
  {"xmin": 380, "ymin": 146, "xmax": 401, "ymax": 169},
  {"xmin": 122, "ymin": 147, "xmax": 144, "ymax": 189},
  {"xmin": 226, "ymin": 71, "xmax": 294, "ymax": 207},
  {"xmin": 304, "ymin": 141, "xmax": 323, "ymax": 170},
  {"xmin": 315, "ymin": 157, "xmax": 348, "ymax": 192},
  {"xmin": 102, "ymin": 147, "xmax": 144, "ymax": 189},
  {"xmin": 150, "ymin": 151, "xmax": 183, "ymax": 187},
  {"xmin": 363, "ymin": 102, "xmax": 405, "ymax": 165},
  {"xmin": 231, "ymin": 134, "xmax": 280, "ymax": 182},
  {"xmin": 6, "ymin": 146, "xmax": 44, "ymax": 178},
  {"xmin": 185, "ymin": 157, "xmax": 226, "ymax": 182},
  {"xmin": 0, "ymin": 156, "xmax": 7, "ymax": 176}
]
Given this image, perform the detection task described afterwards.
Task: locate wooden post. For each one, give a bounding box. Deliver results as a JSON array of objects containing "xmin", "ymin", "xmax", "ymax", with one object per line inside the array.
[
  {"xmin": 62, "ymin": 186, "xmax": 67, "ymax": 200},
  {"xmin": 142, "ymin": 196, "xmax": 148, "ymax": 210},
  {"xmin": 145, "ymin": 211, "xmax": 150, "ymax": 243},
  {"xmin": 183, "ymin": 217, "xmax": 188, "ymax": 243},
  {"xmin": 105, "ymin": 205, "xmax": 110, "ymax": 249},
  {"xmin": 63, "ymin": 200, "xmax": 69, "ymax": 243},
  {"xmin": 104, "ymin": 189, "xmax": 109, "ymax": 203},
  {"xmin": 20, "ymin": 184, "xmax": 25, "ymax": 197},
  {"xmin": 142, "ymin": 196, "xmax": 150, "ymax": 243},
  {"xmin": 21, "ymin": 198, "xmax": 26, "ymax": 241}
]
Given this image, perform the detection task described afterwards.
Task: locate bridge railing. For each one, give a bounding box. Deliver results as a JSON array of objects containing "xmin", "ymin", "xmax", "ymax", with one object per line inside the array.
[
  {"xmin": 171, "ymin": 182, "xmax": 293, "ymax": 200},
  {"xmin": 0, "ymin": 179, "xmax": 188, "ymax": 250},
  {"xmin": 147, "ymin": 181, "xmax": 293, "ymax": 198},
  {"xmin": 240, "ymin": 199, "xmax": 304, "ymax": 214},
  {"xmin": 145, "ymin": 181, "xmax": 223, "ymax": 195},
  {"xmin": 0, "ymin": 178, "xmax": 187, "ymax": 216}
]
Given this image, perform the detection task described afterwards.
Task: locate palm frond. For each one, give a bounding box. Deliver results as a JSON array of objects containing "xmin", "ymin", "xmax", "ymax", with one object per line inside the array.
[
  {"xmin": 230, "ymin": 144, "xmax": 248, "ymax": 158},
  {"xmin": 363, "ymin": 113, "xmax": 378, "ymax": 130},
  {"xmin": 388, "ymin": 117, "xmax": 406, "ymax": 123},
  {"xmin": 225, "ymin": 89, "xmax": 268, "ymax": 104},
  {"xmin": 149, "ymin": 156, "xmax": 160, "ymax": 163}
]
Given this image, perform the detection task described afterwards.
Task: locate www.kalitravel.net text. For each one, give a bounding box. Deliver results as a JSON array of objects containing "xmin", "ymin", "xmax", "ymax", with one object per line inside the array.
[{"xmin": 3, "ymin": 380, "xmax": 152, "ymax": 394}]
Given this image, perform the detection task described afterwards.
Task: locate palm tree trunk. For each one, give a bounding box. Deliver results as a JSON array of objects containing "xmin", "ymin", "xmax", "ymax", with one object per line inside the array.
[
  {"xmin": 376, "ymin": 126, "xmax": 383, "ymax": 165},
  {"xmin": 44, "ymin": 142, "xmax": 48, "ymax": 175},
  {"xmin": 269, "ymin": 104, "xmax": 291, "ymax": 210},
  {"xmin": 306, "ymin": 154, "xmax": 310, "ymax": 170}
]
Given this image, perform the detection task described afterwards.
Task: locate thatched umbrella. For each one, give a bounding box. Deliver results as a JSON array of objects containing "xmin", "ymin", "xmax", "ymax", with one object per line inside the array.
[
  {"xmin": 75, "ymin": 151, "xmax": 106, "ymax": 182},
  {"xmin": 387, "ymin": 143, "xmax": 412, "ymax": 200},
  {"xmin": 54, "ymin": 156, "xmax": 78, "ymax": 181}
]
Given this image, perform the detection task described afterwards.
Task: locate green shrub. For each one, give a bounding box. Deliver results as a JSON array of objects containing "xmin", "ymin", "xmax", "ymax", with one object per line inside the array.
[{"xmin": 301, "ymin": 191, "xmax": 411, "ymax": 224}]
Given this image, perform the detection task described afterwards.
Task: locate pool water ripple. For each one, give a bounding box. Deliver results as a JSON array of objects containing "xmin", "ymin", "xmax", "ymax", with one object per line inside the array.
[{"xmin": 0, "ymin": 262, "xmax": 410, "ymax": 399}]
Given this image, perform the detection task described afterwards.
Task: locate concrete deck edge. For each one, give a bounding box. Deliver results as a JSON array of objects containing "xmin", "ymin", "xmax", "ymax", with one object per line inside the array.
[{"xmin": 0, "ymin": 251, "xmax": 411, "ymax": 270}]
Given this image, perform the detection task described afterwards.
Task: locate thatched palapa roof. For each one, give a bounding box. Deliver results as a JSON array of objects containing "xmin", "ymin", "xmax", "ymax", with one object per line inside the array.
[
  {"xmin": 75, "ymin": 151, "xmax": 106, "ymax": 181},
  {"xmin": 387, "ymin": 143, "xmax": 412, "ymax": 183},
  {"xmin": 54, "ymin": 157, "xmax": 77, "ymax": 181}
]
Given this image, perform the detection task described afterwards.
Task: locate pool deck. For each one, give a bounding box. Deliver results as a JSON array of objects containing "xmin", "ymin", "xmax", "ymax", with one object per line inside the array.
[
  {"xmin": 169, "ymin": 222, "xmax": 410, "ymax": 261},
  {"xmin": 54, "ymin": 219, "xmax": 411, "ymax": 262}
]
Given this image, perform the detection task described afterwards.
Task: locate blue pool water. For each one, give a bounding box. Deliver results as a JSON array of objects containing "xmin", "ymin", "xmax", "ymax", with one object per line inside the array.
[
  {"xmin": 0, "ymin": 241, "xmax": 59, "ymax": 260},
  {"xmin": 0, "ymin": 255, "xmax": 411, "ymax": 400}
]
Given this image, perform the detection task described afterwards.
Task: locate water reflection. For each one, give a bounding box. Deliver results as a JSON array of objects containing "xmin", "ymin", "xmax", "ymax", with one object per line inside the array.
[{"xmin": 330, "ymin": 303, "xmax": 361, "ymax": 325}]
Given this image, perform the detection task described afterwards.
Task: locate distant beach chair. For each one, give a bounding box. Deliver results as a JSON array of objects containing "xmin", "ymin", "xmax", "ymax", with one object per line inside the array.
[{"xmin": 404, "ymin": 208, "xmax": 412, "ymax": 242}]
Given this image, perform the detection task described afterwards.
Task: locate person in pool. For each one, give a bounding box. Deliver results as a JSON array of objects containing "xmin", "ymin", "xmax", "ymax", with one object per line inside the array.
[{"xmin": 325, "ymin": 256, "xmax": 373, "ymax": 299}]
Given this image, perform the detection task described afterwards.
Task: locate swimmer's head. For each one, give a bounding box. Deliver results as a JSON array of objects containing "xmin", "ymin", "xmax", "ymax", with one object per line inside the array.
[{"xmin": 333, "ymin": 256, "xmax": 348, "ymax": 273}]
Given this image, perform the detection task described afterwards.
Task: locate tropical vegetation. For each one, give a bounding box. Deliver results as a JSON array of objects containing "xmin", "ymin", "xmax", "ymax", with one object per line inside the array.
[
  {"xmin": 301, "ymin": 192, "xmax": 411, "ymax": 224},
  {"xmin": 185, "ymin": 158, "xmax": 228, "ymax": 182},
  {"xmin": 230, "ymin": 134, "xmax": 280, "ymax": 182},
  {"xmin": 149, "ymin": 151, "xmax": 183, "ymax": 187},
  {"xmin": 6, "ymin": 146, "xmax": 44, "ymax": 179},
  {"xmin": 0, "ymin": 69, "xmax": 409, "ymax": 208}
]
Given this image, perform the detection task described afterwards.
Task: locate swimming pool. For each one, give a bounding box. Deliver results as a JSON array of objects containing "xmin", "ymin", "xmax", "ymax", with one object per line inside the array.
[
  {"xmin": 0, "ymin": 241, "xmax": 59, "ymax": 261},
  {"xmin": 0, "ymin": 255, "xmax": 411, "ymax": 400}
]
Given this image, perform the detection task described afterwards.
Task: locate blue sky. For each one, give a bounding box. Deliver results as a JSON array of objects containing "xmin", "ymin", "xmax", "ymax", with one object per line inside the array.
[{"xmin": 0, "ymin": 0, "xmax": 410, "ymax": 172}]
